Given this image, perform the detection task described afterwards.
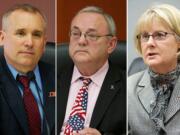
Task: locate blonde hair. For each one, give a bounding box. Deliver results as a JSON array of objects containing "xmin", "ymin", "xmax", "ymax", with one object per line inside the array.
[{"xmin": 134, "ymin": 4, "xmax": 180, "ymax": 55}]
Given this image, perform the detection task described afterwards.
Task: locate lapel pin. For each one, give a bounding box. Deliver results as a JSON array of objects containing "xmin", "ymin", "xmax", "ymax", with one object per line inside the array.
[
  {"xmin": 49, "ymin": 91, "xmax": 56, "ymax": 97},
  {"xmin": 110, "ymin": 85, "xmax": 115, "ymax": 90}
]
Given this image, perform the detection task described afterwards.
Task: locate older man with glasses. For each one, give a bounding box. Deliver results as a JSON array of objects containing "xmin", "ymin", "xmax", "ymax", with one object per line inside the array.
[{"xmin": 57, "ymin": 6, "xmax": 126, "ymax": 135}]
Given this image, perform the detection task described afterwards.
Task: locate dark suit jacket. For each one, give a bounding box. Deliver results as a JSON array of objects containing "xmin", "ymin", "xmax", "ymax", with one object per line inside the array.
[
  {"xmin": 57, "ymin": 61, "xmax": 126, "ymax": 135},
  {"xmin": 0, "ymin": 56, "xmax": 55, "ymax": 135}
]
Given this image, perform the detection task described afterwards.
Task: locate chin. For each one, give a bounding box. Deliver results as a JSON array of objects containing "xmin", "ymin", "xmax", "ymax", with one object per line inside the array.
[
  {"xmin": 74, "ymin": 55, "xmax": 90, "ymax": 62},
  {"xmin": 74, "ymin": 57, "xmax": 91, "ymax": 65},
  {"xmin": 75, "ymin": 59, "xmax": 90, "ymax": 64},
  {"xmin": 20, "ymin": 59, "xmax": 36, "ymax": 66},
  {"xmin": 145, "ymin": 59, "xmax": 161, "ymax": 67}
]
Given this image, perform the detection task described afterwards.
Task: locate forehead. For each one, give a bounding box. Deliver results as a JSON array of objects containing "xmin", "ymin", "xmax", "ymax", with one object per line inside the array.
[
  {"xmin": 139, "ymin": 17, "xmax": 170, "ymax": 33},
  {"xmin": 6, "ymin": 10, "xmax": 45, "ymax": 31},
  {"xmin": 71, "ymin": 12, "xmax": 108, "ymax": 32}
]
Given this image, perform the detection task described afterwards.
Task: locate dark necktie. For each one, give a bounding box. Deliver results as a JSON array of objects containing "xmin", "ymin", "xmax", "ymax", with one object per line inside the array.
[
  {"xmin": 64, "ymin": 77, "xmax": 92, "ymax": 135},
  {"xmin": 17, "ymin": 75, "xmax": 41, "ymax": 135}
]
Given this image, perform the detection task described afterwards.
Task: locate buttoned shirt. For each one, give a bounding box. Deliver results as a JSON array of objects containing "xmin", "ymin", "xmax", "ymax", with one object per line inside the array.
[
  {"xmin": 7, "ymin": 62, "xmax": 44, "ymax": 128},
  {"xmin": 60, "ymin": 61, "xmax": 109, "ymax": 134}
]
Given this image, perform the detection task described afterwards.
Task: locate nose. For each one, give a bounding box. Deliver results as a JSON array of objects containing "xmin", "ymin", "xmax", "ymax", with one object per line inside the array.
[
  {"xmin": 78, "ymin": 33, "xmax": 87, "ymax": 46},
  {"xmin": 25, "ymin": 35, "xmax": 33, "ymax": 47},
  {"xmin": 146, "ymin": 36, "xmax": 156, "ymax": 46}
]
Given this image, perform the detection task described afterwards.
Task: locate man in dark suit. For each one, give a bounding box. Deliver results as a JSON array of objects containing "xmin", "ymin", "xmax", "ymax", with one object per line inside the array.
[
  {"xmin": 0, "ymin": 4, "xmax": 55, "ymax": 135},
  {"xmin": 57, "ymin": 6, "xmax": 126, "ymax": 135}
]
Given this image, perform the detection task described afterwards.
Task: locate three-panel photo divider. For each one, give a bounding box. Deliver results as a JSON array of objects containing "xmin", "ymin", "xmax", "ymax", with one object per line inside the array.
[{"xmin": 0, "ymin": 0, "xmax": 179, "ymax": 135}]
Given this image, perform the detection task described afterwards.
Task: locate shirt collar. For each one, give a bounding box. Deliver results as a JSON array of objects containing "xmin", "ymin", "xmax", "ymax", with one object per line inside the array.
[
  {"xmin": 7, "ymin": 62, "xmax": 39, "ymax": 80},
  {"xmin": 71, "ymin": 61, "xmax": 109, "ymax": 86}
]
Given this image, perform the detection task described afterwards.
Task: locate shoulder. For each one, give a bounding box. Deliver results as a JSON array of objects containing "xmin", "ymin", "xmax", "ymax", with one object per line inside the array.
[
  {"xmin": 128, "ymin": 70, "xmax": 146, "ymax": 85},
  {"xmin": 38, "ymin": 60, "xmax": 54, "ymax": 69},
  {"xmin": 38, "ymin": 61, "xmax": 55, "ymax": 81},
  {"xmin": 108, "ymin": 62, "xmax": 125, "ymax": 77},
  {"xmin": 128, "ymin": 70, "xmax": 146, "ymax": 95},
  {"xmin": 107, "ymin": 63, "xmax": 126, "ymax": 90},
  {"xmin": 38, "ymin": 61, "xmax": 54, "ymax": 73}
]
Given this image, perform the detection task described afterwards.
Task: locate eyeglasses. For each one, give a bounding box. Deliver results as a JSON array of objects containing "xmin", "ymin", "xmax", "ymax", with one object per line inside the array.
[
  {"xmin": 70, "ymin": 30, "xmax": 113, "ymax": 41},
  {"xmin": 136, "ymin": 31, "xmax": 175, "ymax": 43}
]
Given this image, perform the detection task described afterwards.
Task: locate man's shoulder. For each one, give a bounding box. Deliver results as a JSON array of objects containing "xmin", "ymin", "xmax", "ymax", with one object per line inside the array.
[
  {"xmin": 106, "ymin": 63, "xmax": 126, "ymax": 89},
  {"xmin": 38, "ymin": 60, "xmax": 55, "ymax": 78},
  {"xmin": 38, "ymin": 60, "xmax": 54, "ymax": 71},
  {"xmin": 108, "ymin": 63, "xmax": 125, "ymax": 78}
]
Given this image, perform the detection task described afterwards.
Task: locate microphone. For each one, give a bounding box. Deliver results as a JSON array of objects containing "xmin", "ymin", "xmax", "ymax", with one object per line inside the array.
[{"xmin": 27, "ymin": 71, "xmax": 50, "ymax": 135}]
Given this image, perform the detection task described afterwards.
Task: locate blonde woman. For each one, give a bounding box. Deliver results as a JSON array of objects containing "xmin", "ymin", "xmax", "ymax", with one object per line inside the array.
[{"xmin": 128, "ymin": 4, "xmax": 180, "ymax": 135}]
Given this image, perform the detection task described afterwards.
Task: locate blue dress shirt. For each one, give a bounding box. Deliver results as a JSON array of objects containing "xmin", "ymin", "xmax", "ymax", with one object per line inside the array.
[{"xmin": 7, "ymin": 63, "xmax": 44, "ymax": 129}]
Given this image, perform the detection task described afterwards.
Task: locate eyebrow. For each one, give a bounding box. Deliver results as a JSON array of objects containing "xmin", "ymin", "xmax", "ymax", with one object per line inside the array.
[
  {"xmin": 15, "ymin": 28, "xmax": 44, "ymax": 33},
  {"xmin": 142, "ymin": 30, "xmax": 167, "ymax": 33},
  {"xmin": 71, "ymin": 26, "xmax": 98, "ymax": 33},
  {"xmin": 33, "ymin": 30, "xmax": 43, "ymax": 34},
  {"xmin": 14, "ymin": 28, "xmax": 26, "ymax": 34}
]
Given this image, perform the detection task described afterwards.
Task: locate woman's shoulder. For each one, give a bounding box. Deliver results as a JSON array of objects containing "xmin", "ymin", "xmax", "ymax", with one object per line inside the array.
[
  {"xmin": 128, "ymin": 70, "xmax": 146, "ymax": 82},
  {"xmin": 128, "ymin": 69, "xmax": 147, "ymax": 95}
]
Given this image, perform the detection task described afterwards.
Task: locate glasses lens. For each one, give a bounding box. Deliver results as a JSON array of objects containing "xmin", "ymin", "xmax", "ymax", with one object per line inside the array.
[
  {"xmin": 70, "ymin": 31, "xmax": 81, "ymax": 39},
  {"xmin": 141, "ymin": 33, "xmax": 149, "ymax": 42},
  {"xmin": 154, "ymin": 32, "xmax": 166, "ymax": 40}
]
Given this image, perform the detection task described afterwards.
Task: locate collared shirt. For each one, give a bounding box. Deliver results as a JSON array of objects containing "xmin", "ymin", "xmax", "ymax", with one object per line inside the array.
[
  {"xmin": 7, "ymin": 63, "xmax": 44, "ymax": 128},
  {"xmin": 60, "ymin": 61, "xmax": 109, "ymax": 134}
]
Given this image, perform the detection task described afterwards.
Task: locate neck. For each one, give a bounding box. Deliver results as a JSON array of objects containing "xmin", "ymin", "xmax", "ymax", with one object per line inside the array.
[
  {"xmin": 75, "ymin": 61, "xmax": 107, "ymax": 76},
  {"xmin": 151, "ymin": 62, "xmax": 178, "ymax": 75},
  {"xmin": 6, "ymin": 61, "xmax": 35, "ymax": 74}
]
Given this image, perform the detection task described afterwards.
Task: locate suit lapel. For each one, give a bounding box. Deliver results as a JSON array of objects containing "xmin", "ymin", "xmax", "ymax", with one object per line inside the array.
[
  {"xmin": 38, "ymin": 62, "xmax": 55, "ymax": 132},
  {"xmin": 0, "ymin": 56, "xmax": 29, "ymax": 134},
  {"xmin": 90, "ymin": 64, "xmax": 120, "ymax": 127},
  {"xmin": 165, "ymin": 76, "xmax": 180, "ymax": 123},
  {"xmin": 137, "ymin": 70, "xmax": 180, "ymax": 123},
  {"xmin": 57, "ymin": 64, "xmax": 73, "ymax": 133},
  {"xmin": 137, "ymin": 70, "xmax": 155, "ymax": 114}
]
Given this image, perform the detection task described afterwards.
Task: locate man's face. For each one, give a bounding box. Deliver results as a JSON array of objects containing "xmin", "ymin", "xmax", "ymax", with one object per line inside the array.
[
  {"xmin": 0, "ymin": 10, "xmax": 46, "ymax": 72},
  {"xmin": 69, "ymin": 12, "xmax": 116, "ymax": 67}
]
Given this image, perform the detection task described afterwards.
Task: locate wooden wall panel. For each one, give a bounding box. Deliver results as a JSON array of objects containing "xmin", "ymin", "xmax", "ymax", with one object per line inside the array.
[{"xmin": 57, "ymin": 0, "xmax": 126, "ymax": 43}]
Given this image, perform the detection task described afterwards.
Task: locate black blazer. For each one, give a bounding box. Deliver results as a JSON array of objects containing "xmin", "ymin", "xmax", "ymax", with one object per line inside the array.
[
  {"xmin": 0, "ymin": 56, "xmax": 55, "ymax": 135},
  {"xmin": 57, "ymin": 61, "xmax": 126, "ymax": 135}
]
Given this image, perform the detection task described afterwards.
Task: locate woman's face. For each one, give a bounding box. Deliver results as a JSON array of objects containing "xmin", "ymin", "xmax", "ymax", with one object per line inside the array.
[{"xmin": 140, "ymin": 20, "xmax": 180, "ymax": 74}]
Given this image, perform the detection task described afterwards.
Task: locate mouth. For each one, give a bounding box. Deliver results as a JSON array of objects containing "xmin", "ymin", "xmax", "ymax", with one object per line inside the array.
[
  {"xmin": 146, "ymin": 52, "xmax": 158, "ymax": 58},
  {"xmin": 19, "ymin": 51, "xmax": 35, "ymax": 55},
  {"xmin": 75, "ymin": 50, "xmax": 88, "ymax": 53}
]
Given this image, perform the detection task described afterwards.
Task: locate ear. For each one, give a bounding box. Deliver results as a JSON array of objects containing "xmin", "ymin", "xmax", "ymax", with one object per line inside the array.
[
  {"xmin": 0, "ymin": 30, "xmax": 5, "ymax": 46},
  {"xmin": 107, "ymin": 36, "xmax": 117, "ymax": 54},
  {"xmin": 42, "ymin": 36, "xmax": 47, "ymax": 53}
]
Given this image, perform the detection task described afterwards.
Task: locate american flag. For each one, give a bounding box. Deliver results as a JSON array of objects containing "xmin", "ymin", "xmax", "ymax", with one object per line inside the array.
[{"xmin": 64, "ymin": 78, "xmax": 91, "ymax": 135}]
